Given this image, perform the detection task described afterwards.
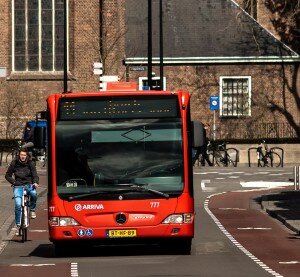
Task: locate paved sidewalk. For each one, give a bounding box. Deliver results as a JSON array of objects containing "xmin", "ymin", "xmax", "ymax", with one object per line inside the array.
[{"xmin": 0, "ymin": 165, "xmax": 47, "ymax": 245}]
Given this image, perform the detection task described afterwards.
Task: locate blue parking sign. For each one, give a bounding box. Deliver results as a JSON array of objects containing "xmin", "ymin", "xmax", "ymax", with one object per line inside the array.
[{"xmin": 209, "ymin": 96, "xmax": 219, "ymax": 110}]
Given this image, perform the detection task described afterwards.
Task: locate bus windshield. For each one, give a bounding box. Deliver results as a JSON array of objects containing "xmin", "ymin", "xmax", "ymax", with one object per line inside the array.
[{"xmin": 56, "ymin": 118, "xmax": 183, "ymax": 199}]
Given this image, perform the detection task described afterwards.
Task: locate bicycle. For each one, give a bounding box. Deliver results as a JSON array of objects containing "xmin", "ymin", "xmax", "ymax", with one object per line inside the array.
[
  {"xmin": 256, "ymin": 141, "xmax": 281, "ymax": 167},
  {"xmin": 211, "ymin": 142, "xmax": 238, "ymax": 167},
  {"xmin": 14, "ymin": 186, "xmax": 31, "ymax": 242}
]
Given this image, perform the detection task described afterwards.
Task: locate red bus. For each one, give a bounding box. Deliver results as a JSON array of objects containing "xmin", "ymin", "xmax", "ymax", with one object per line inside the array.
[{"xmin": 46, "ymin": 89, "xmax": 204, "ymax": 256}]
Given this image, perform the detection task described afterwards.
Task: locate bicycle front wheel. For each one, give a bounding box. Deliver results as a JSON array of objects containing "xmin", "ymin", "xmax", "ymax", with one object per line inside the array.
[
  {"xmin": 21, "ymin": 205, "xmax": 30, "ymax": 242},
  {"xmin": 271, "ymin": 152, "xmax": 281, "ymax": 167}
]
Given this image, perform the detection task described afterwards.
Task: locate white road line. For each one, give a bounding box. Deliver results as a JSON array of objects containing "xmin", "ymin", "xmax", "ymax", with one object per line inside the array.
[
  {"xmin": 269, "ymin": 174, "xmax": 284, "ymax": 176},
  {"xmin": 200, "ymin": 180, "xmax": 216, "ymax": 192},
  {"xmin": 279, "ymin": 261, "xmax": 300, "ymax": 264},
  {"xmin": 71, "ymin": 262, "xmax": 79, "ymax": 277},
  {"xmin": 204, "ymin": 194, "xmax": 283, "ymax": 277},
  {"xmin": 10, "ymin": 264, "xmax": 55, "ymax": 267},
  {"xmin": 237, "ymin": 227, "xmax": 272, "ymax": 230},
  {"xmin": 240, "ymin": 181, "xmax": 293, "ymax": 188},
  {"xmin": 219, "ymin": 208, "xmax": 247, "ymax": 211},
  {"xmin": 29, "ymin": 229, "xmax": 48, "ymax": 232}
]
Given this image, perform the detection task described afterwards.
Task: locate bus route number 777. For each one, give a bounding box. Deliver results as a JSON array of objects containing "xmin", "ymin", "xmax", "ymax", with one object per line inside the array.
[{"xmin": 150, "ymin": 202, "xmax": 160, "ymax": 208}]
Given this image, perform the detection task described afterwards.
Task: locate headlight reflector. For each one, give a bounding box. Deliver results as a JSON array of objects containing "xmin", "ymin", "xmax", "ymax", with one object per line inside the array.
[
  {"xmin": 49, "ymin": 217, "xmax": 80, "ymax": 226},
  {"xmin": 162, "ymin": 213, "xmax": 194, "ymax": 224}
]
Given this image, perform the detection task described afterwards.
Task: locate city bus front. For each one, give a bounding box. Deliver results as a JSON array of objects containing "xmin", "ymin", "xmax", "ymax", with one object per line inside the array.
[{"xmin": 47, "ymin": 91, "xmax": 196, "ymax": 254}]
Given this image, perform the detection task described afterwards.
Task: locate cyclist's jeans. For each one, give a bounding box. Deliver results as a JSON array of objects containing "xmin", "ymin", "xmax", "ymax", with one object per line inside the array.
[{"xmin": 13, "ymin": 185, "xmax": 37, "ymax": 225}]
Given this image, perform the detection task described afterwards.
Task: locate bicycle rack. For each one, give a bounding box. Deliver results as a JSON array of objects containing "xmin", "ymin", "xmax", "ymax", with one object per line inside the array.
[
  {"xmin": 226, "ymin": 148, "xmax": 239, "ymax": 167},
  {"xmin": 248, "ymin": 147, "xmax": 284, "ymax": 167},
  {"xmin": 248, "ymin": 147, "xmax": 258, "ymax": 167}
]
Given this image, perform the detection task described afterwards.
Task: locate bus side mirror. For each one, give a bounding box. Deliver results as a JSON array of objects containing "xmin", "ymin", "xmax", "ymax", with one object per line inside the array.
[
  {"xmin": 34, "ymin": 126, "xmax": 47, "ymax": 149},
  {"xmin": 192, "ymin": 121, "xmax": 204, "ymax": 148}
]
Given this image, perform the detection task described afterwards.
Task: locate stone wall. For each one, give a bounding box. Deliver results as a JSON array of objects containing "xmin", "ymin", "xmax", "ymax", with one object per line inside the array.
[{"xmin": 228, "ymin": 143, "xmax": 300, "ymax": 166}]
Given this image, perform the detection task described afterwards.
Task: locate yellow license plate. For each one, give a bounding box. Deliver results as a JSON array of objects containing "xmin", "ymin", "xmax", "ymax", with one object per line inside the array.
[{"xmin": 107, "ymin": 229, "xmax": 137, "ymax": 238}]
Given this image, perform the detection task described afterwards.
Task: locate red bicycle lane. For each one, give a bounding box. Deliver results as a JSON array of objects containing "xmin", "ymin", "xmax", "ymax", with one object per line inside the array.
[{"xmin": 207, "ymin": 189, "xmax": 300, "ymax": 277}]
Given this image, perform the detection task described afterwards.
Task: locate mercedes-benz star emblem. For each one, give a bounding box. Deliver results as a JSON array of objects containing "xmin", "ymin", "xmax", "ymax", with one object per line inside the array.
[{"xmin": 115, "ymin": 213, "xmax": 127, "ymax": 224}]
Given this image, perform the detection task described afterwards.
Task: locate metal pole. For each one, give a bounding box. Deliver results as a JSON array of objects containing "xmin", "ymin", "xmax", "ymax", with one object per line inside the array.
[
  {"xmin": 63, "ymin": 0, "xmax": 68, "ymax": 93},
  {"xmin": 147, "ymin": 0, "xmax": 153, "ymax": 90},
  {"xmin": 213, "ymin": 110, "xmax": 216, "ymax": 141},
  {"xmin": 159, "ymin": 0, "xmax": 164, "ymax": 90},
  {"xmin": 294, "ymin": 166, "xmax": 298, "ymax": 190},
  {"xmin": 298, "ymin": 166, "xmax": 300, "ymax": 190}
]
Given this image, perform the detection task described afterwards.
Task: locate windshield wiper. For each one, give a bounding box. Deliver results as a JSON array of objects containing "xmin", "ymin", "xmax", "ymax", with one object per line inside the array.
[
  {"xmin": 68, "ymin": 191, "xmax": 111, "ymax": 201},
  {"xmin": 113, "ymin": 183, "xmax": 169, "ymax": 199},
  {"xmin": 67, "ymin": 183, "xmax": 169, "ymax": 201}
]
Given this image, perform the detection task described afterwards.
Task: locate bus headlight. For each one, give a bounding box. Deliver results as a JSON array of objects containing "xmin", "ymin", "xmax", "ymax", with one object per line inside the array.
[
  {"xmin": 49, "ymin": 217, "xmax": 80, "ymax": 226},
  {"xmin": 162, "ymin": 213, "xmax": 194, "ymax": 224}
]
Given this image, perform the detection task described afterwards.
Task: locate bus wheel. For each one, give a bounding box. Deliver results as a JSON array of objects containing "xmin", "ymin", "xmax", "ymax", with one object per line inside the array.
[
  {"xmin": 177, "ymin": 238, "xmax": 192, "ymax": 255},
  {"xmin": 54, "ymin": 243, "xmax": 71, "ymax": 257},
  {"xmin": 163, "ymin": 238, "xmax": 192, "ymax": 255}
]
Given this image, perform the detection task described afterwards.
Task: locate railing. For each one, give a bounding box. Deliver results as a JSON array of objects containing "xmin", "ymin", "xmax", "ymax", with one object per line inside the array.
[{"xmin": 211, "ymin": 122, "xmax": 298, "ymax": 140}]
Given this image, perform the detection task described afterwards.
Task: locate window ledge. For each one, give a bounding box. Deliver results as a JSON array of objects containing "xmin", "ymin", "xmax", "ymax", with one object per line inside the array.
[{"xmin": 7, "ymin": 72, "xmax": 75, "ymax": 81}]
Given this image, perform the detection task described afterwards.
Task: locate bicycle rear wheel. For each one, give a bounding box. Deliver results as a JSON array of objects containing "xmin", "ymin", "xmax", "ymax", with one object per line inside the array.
[
  {"xmin": 215, "ymin": 151, "xmax": 226, "ymax": 167},
  {"xmin": 270, "ymin": 152, "xmax": 281, "ymax": 167}
]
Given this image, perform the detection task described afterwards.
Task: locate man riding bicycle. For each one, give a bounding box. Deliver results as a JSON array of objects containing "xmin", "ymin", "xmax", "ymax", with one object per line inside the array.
[{"xmin": 5, "ymin": 148, "xmax": 39, "ymax": 229}]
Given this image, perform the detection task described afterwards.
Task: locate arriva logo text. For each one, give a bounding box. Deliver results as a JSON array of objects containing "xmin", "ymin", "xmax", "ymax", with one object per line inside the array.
[{"xmin": 75, "ymin": 204, "xmax": 104, "ymax": 211}]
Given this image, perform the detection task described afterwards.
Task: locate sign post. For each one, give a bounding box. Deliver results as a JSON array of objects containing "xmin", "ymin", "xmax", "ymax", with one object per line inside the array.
[{"xmin": 209, "ymin": 96, "xmax": 220, "ymax": 141}]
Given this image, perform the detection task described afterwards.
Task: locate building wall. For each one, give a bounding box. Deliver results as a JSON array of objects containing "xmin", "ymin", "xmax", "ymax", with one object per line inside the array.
[
  {"xmin": 126, "ymin": 63, "xmax": 300, "ymax": 140},
  {"xmin": 0, "ymin": 0, "xmax": 298, "ymax": 140}
]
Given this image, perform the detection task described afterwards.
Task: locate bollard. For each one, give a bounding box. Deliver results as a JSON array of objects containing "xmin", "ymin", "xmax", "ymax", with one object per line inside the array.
[
  {"xmin": 294, "ymin": 166, "xmax": 299, "ymax": 190},
  {"xmin": 298, "ymin": 166, "xmax": 300, "ymax": 190}
]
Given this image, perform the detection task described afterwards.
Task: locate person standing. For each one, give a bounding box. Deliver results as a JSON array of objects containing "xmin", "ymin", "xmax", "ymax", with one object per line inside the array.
[
  {"xmin": 5, "ymin": 148, "xmax": 39, "ymax": 228},
  {"xmin": 199, "ymin": 123, "xmax": 213, "ymax": 166}
]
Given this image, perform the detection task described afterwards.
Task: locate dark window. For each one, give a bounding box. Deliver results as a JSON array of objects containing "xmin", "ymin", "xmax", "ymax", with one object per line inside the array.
[{"xmin": 13, "ymin": 0, "xmax": 68, "ymax": 72}]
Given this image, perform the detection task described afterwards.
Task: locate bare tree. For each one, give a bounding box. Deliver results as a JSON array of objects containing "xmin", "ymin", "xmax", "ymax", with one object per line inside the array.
[
  {"xmin": 0, "ymin": 82, "xmax": 32, "ymax": 139},
  {"xmin": 264, "ymin": 0, "xmax": 300, "ymax": 53}
]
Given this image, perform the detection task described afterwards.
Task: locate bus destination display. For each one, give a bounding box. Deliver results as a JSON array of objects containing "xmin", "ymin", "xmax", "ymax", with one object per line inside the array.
[{"xmin": 59, "ymin": 96, "xmax": 179, "ymax": 120}]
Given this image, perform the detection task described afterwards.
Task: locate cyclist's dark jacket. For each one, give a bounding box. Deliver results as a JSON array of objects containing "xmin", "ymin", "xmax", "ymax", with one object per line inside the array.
[{"xmin": 5, "ymin": 158, "xmax": 39, "ymax": 186}]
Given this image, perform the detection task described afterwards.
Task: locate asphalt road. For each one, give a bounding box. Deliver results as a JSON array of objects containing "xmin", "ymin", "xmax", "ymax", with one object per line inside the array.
[{"xmin": 0, "ymin": 166, "xmax": 299, "ymax": 277}]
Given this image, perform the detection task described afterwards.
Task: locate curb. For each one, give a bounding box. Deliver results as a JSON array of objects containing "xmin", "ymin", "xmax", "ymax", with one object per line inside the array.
[{"xmin": 261, "ymin": 199, "xmax": 300, "ymax": 235}]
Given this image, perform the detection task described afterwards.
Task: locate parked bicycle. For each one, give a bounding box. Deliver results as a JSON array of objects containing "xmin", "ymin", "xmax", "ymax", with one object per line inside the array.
[
  {"xmin": 256, "ymin": 140, "xmax": 281, "ymax": 167},
  {"xmin": 208, "ymin": 142, "xmax": 238, "ymax": 167}
]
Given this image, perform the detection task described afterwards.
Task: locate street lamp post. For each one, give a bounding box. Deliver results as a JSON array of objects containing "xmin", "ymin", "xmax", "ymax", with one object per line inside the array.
[{"xmin": 63, "ymin": 0, "xmax": 68, "ymax": 93}]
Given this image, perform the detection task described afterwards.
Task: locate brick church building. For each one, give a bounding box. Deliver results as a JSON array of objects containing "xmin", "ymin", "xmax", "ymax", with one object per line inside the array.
[{"xmin": 0, "ymin": 0, "xmax": 299, "ymax": 140}]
